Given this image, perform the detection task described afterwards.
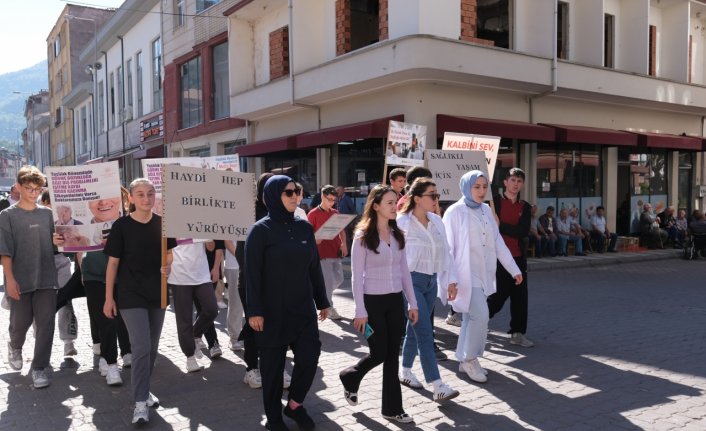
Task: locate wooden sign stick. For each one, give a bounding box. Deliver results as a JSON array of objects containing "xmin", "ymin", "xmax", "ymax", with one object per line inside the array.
[{"xmin": 161, "ymin": 237, "xmax": 168, "ymax": 309}]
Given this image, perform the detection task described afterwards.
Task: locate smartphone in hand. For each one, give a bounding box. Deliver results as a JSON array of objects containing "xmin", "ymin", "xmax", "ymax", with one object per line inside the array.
[{"xmin": 363, "ymin": 323, "xmax": 374, "ymax": 339}]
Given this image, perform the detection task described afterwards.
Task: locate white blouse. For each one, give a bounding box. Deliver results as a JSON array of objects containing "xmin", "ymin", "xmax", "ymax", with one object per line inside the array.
[{"xmin": 398, "ymin": 213, "xmax": 446, "ymax": 275}]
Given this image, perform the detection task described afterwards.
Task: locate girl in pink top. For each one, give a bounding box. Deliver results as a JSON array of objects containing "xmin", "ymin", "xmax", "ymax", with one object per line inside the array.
[{"xmin": 339, "ymin": 185, "xmax": 418, "ymax": 424}]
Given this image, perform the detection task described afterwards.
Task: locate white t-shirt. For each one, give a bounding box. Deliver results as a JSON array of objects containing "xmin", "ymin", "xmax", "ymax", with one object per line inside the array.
[
  {"xmin": 592, "ymin": 215, "xmax": 607, "ymax": 233},
  {"xmin": 294, "ymin": 207, "xmax": 308, "ymax": 220},
  {"xmin": 168, "ymin": 242, "xmax": 211, "ymax": 285}
]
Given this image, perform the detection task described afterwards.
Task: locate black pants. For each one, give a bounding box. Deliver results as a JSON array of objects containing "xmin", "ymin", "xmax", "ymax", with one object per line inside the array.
[
  {"xmin": 171, "ymin": 283, "xmax": 218, "ymax": 357},
  {"xmin": 84, "ymin": 280, "xmax": 131, "ymax": 364},
  {"xmin": 488, "ymin": 255, "xmax": 528, "ymax": 334},
  {"xmin": 340, "ymin": 292, "xmax": 405, "ymax": 417},
  {"xmin": 259, "ymin": 320, "xmax": 321, "ymax": 425},
  {"xmin": 238, "ymin": 284, "xmax": 259, "ymax": 370},
  {"xmin": 56, "ymin": 267, "xmax": 100, "ymax": 344},
  {"xmin": 193, "ymin": 282, "xmax": 219, "ymax": 349}
]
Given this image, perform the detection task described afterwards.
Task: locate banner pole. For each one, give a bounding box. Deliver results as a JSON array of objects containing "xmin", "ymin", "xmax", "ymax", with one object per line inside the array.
[{"xmin": 161, "ymin": 237, "xmax": 167, "ymax": 309}]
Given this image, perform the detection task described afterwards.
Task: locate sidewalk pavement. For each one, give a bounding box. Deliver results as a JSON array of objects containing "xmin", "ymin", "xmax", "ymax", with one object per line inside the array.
[{"xmin": 1, "ymin": 248, "xmax": 704, "ymax": 430}]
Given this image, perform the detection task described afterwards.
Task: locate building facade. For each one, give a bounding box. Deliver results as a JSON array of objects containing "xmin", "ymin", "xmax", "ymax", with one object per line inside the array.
[
  {"xmin": 161, "ymin": 0, "xmax": 246, "ymax": 162},
  {"xmin": 22, "ymin": 90, "xmax": 50, "ymax": 171},
  {"xmin": 224, "ymin": 0, "xmax": 706, "ymax": 234},
  {"xmin": 47, "ymin": 4, "xmax": 114, "ymax": 166}
]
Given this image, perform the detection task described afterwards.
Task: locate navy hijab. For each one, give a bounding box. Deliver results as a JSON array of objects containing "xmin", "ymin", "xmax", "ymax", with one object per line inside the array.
[
  {"xmin": 263, "ymin": 175, "xmax": 295, "ymax": 222},
  {"xmin": 459, "ymin": 170, "xmax": 486, "ymax": 209}
]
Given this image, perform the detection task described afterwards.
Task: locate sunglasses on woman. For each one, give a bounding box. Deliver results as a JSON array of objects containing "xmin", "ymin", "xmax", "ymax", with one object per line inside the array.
[{"xmin": 282, "ymin": 186, "xmax": 302, "ymax": 197}]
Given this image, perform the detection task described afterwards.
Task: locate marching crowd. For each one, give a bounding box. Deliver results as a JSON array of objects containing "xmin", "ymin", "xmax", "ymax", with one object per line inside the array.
[{"xmin": 2, "ymin": 164, "xmax": 538, "ymax": 430}]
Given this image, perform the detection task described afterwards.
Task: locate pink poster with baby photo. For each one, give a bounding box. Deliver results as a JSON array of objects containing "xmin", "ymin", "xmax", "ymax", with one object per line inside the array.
[{"xmin": 46, "ymin": 161, "xmax": 123, "ymax": 252}]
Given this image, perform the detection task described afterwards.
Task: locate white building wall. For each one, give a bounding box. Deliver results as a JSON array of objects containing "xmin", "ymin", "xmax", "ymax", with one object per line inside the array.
[
  {"xmin": 649, "ymin": 4, "xmax": 664, "ymax": 76},
  {"xmin": 619, "ymin": 0, "xmax": 649, "ymax": 74},
  {"xmin": 660, "ymin": 1, "xmax": 690, "ymax": 81},
  {"xmin": 573, "ymin": 0, "xmax": 604, "ymax": 66},
  {"xmin": 690, "ymin": 3, "xmax": 706, "ymax": 85},
  {"xmin": 514, "ymin": 0, "xmax": 554, "ymax": 58}
]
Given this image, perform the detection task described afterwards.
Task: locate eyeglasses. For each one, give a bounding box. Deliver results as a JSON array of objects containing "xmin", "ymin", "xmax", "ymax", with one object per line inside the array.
[
  {"xmin": 22, "ymin": 186, "xmax": 43, "ymax": 194},
  {"xmin": 421, "ymin": 193, "xmax": 441, "ymax": 200},
  {"xmin": 323, "ymin": 196, "xmax": 336, "ymax": 203},
  {"xmin": 282, "ymin": 187, "xmax": 302, "ymax": 198}
]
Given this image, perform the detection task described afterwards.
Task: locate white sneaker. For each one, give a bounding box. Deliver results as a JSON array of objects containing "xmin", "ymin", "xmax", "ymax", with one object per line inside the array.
[
  {"xmin": 92, "ymin": 343, "xmax": 101, "ymax": 356},
  {"xmin": 106, "ymin": 364, "xmax": 123, "ymax": 386},
  {"xmin": 7, "ymin": 342, "xmax": 22, "ymax": 371},
  {"xmin": 283, "ymin": 369, "xmax": 292, "ymax": 389},
  {"xmin": 194, "ymin": 338, "xmax": 205, "ymax": 359},
  {"xmin": 132, "ymin": 402, "xmax": 149, "ymax": 424},
  {"xmin": 210, "ymin": 343, "xmax": 222, "ymax": 359},
  {"xmin": 433, "ymin": 382, "xmax": 460, "ymax": 402},
  {"xmin": 459, "ymin": 359, "xmax": 487, "ymax": 383},
  {"xmin": 470, "ymin": 358, "xmax": 488, "ymax": 375},
  {"xmin": 146, "ymin": 393, "xmax": 159, "ymax": 408},
  {"xmin": 186, "ymin": 356, "xmax": 203, "ymax": 373},
  {"xmin": 243, "ymin": 369, "xmax": 262, "ymax": 389},
  {"xmin": 122, "ymin": 353, "xmax": 132, "ymax": 368},
  {"xmin": 217, "ymin": 301, "xmax": 228, "ymax": 309},
  {"xmin": 194, "ymin": 337, "xmax": 206, "ymax": 350},
  {"xmin": 63, "ymin": 340, "xmax": 77, "ymax": 357},
  {"xmin": 31, "ymin": 369, "xmax": 50, "ymax": 389},
  {"xmin": 328, "ymin": 307, "xmax": 343, "ymax": 320},
  {"xmin": 399, "ymin": 370, "xmax": 423, "ymax": 389},
  {"xmin": 98, "ymin": 357, "xmax": 109, "ymax": 376},
  {"xmin": 229, "ymin": 340, "xmax": 244, "ymax": 351},
  {"xmin": 510, "ymin": 332, "xmax": 535, "ymax": 348},
  {"xmin": 446, "ymin": 313, "xmax": 462, "ymax": 327}
]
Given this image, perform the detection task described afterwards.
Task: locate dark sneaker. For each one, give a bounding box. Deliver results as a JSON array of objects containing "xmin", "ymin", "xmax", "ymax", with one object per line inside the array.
[
  {"xmin": 265, "ymin": 420, "xmax": 290, "ymax": 431},
  {"xmin": 434, "ymin": 343, "xmax": 448, "ymax": 361},
  {"xmin": 283, "ymin": 404, "xmax": 315, "ymax": 430}
]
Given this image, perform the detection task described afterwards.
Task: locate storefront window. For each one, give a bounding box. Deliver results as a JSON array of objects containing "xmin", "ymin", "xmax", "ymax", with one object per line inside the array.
[
  {"xmin": 616, "ymin": 148, "xmax": 669, "ymax": 235},
  {"xmin": 490, "ymin": 138, "xmax": 517, "ymax": 194},
  {"xmin": 536, "ymin": 143, "xmax": 602, "ymax": 228},
  {"xmin": 264, "ymin": 149, "xmax": 317, "ymax": 198},
  {"xmin": 678, "ymin": 152, "xmax": 693, "ymax": 213},
  {"xmin": 337, "ymin": 138, "xmax": 385, "ymax": 214}
]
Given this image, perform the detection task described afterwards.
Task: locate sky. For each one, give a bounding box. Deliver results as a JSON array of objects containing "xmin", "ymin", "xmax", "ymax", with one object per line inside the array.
[{"xmin": 0, "ymin": 0, "xmax": 123, "ymax": 75}]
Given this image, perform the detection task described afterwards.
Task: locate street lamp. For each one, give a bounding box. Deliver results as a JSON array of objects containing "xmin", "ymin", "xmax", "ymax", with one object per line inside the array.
[{"xmin": 65, "ymin": 14, "xmax": 99, "ymax": 161}]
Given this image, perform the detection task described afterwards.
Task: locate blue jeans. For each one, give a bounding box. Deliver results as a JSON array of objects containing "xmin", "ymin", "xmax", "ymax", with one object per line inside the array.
[{"xmin": 401, "ymin": 272, "xmax": 440, "ymax": 383}]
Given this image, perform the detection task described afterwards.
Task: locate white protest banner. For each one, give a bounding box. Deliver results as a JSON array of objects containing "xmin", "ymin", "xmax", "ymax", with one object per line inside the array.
[
  {"xmin": 161, "ymin": 165, "xmax": 255, "ymax": 241},
  {"xmin": 425, "ymin": 150, "xmax": 488, "ymax": 202},
  {"xmin": 142, "ymin": 155, "xmax": 240, "ymax": 216},
  {"xmin": 442, "ymin": 132, "xmax": 500, "ymax": 181},
  {"xmin": 314, "ymin": 214, "xmax": 357, "ymax": 241},
  {"xmin": 47, "ymin": 161, "xmax": 123, "ymax": 252},
  {"xmin": 386, "ymin": 120, "xmax": 427, "ymax": 168}
]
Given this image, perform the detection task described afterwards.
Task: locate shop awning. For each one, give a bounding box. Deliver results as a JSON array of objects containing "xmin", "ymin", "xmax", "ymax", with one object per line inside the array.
[
  {"xmin": 437, "ymin": 115, "xmax": 556, "ymax": 141},
  {"xmin": 133, "ymin": 144, "xmax": 165, "ymax": 160},
  {"xmin": 629, "ymin": 131, "xmax": 703, "ymax": 151},
  {"xmin": 236, "ymin": 136, "xmax": 297, "ymax": 157},
  {"xmin": 540, "ymin": 123, "xmax": 638, "ymax": 146},
  {"xmin": 296, "ymin": 115, "xmax": 404, "ymax": 150}
]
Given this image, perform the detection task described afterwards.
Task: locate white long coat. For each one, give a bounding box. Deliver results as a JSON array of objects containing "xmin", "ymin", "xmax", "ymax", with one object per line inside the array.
[{"xmin": 442, "ymin": 200, "xmax": 520, "ymax": 313}]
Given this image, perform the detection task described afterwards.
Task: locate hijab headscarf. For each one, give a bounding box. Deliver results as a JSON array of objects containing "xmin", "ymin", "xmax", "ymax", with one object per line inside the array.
[
  {"xmin": 263, "ymin": 175, "xmax": 295, "ymax": 222},
  {"xmin": 255, "ymin": 172, "xmax": 274, "ymax": 221},
  {"xmin": 459, "ymin": 170, "xmax": 485, "ymax": 209}
]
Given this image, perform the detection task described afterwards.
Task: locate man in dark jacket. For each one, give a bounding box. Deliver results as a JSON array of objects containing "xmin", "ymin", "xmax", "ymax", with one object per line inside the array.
[{"xmin": 488, "ymin": 168, "xmax": 534, "ymax": 347}]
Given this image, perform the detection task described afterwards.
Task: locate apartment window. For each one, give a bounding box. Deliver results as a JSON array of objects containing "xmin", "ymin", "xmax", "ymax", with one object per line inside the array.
[
  {"xmin": 196, "ymin": 0, "xmax": 219, "ymax": 13},
  {"xmin": 180, "ymin": 56, "xmax": 202, "ymax": 128},
  {"xmin": 648, "ymin": 25, "xmax": 657, "ymax": 76},
  {"xmin": 477, "ymin": 0, "xmax": 511, "ymax": 49},
  {"xmin": 557, "ymin": 2, "xmax": 569, "ymax": 60},
  {"xmin": 269, "ymin": 27, "xmax": 289, "ymax": 81},
  {"xmin": 80, "ymin": 106, "xmax": 88, "ymax": 154},
  {"xmin": 55, "ymin": 107, "xmax": 63, "ymax": 127},
  {"xmin": 350, "ymin": 0, "xmax": 380, "ymax": 51},
  {"xmin": 152, "ymin": 38, "xmax": 163, "ymax": 111},
  {"xmin": 604, "ymin": 14, "xmax": 615, "ymax": 68},
  {"xmin": 109, "ymin": 72, "xmax": 115, "ymax": 129},
  {"xmin": 98, "ymin": 80, "xmax": 105, "ymax": 132},
  {"xmin": 189, "ymin": 146, "xmax": 210, "ymax": 157},
  {"xmin": 57, "ymin": 141, "xmax": 65, "ymax": 160},
  {"xmin": 223, "ymin": 139, "xmax": 246, "ymax": 155},
  {"xmin": 127, "ymin": 59, "xmax": 134, "ymax": 117},
  {"xmin": 212, "ymin": 42, "xmax": 230, "ymax": 119},
  {"xmin": 53, "ymin": 35, "xmax": 61, "ymax": 57},
  {"xmin": 136, "ymin": 52, "xmax": 144, "ymax": 117},
  {"xmin": 176, "ymin": 0, "xmax": 185, "ymax": 26},
  {"xmin": 117, "ymin": 65, "xmax": 124, "ymax": 123}
]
